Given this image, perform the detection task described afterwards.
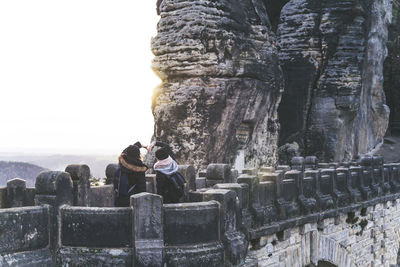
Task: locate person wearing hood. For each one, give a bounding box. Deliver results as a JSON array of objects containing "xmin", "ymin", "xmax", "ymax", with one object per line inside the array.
[
  {"xmin": 148, "ymin": 140, "xmax": 177, "ymax": 162},
  {"xmin": 154, "ymin": 147, "xmax": 181, "ymax": 204},
  {"xmin": 116, "ymin": 144, "xmax": 148, "ymax": 206}
]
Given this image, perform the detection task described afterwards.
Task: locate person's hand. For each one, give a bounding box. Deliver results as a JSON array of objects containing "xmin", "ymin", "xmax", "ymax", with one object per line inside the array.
[{"xmin": 148, "ymin": 143, "xmax": 155, "ymax": 152}]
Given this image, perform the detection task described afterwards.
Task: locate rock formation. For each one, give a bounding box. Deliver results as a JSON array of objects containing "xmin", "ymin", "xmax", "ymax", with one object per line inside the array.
[
  {"xmin": 152, "ymin": 0, "xmax": 396, "ymax": 168},
  {"xmin": 384, "ymin": 0, "xmax": 400, "ymax": 135},
  {"xmin": 152, "ymin": 0, "xmax": 283, "ymax": 168},
  {"xmin": 278, "ymin": 0, "xmax": 391, "ymax": 161}
]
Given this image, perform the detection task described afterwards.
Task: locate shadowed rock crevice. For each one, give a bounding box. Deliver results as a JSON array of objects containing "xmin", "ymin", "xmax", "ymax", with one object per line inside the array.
[{"xmin": 278, "ymin": 0, "xmax": 391, "ymax": 162}]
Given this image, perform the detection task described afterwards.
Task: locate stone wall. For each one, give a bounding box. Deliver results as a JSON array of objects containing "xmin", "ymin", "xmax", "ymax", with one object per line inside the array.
[
  {"xmin": 0, "ymin": 178, "xmax": 35, "ymax": 209},
  {"xmin": 249, "ymin": 201, "xmax": 400, "ymax": 266},
  {"xmin": 1, "ymin": 159, "xmax": 400, "ymax": 266},
  {"xmin": 0, "ymin": 206, "xmax": 52, "ymax": 266}
]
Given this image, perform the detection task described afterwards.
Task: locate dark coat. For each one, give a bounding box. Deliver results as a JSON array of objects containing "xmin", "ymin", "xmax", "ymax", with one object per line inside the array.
[
  {"xmin": 156, "ymin": 171, "xmax": 180, "ymax": 204},
  {"xmin": 120, "ymin": 155, "xmax": 147, "ymax": 195}
]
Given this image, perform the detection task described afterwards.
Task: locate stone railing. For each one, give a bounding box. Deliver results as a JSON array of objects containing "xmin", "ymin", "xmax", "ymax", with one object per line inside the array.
[
  {"xmin": 188, "ymin": 156, "xmax": 400, "ymax": 242},
  {"xmin": 1, "ymin": 155, "xmax": 400, "ymax": 266}
]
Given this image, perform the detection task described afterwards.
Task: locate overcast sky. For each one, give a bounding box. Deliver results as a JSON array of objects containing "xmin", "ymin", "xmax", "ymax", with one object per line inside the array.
[{"xmin": 0, "ymin": 1, "xmax": 160, "ymax": 155}]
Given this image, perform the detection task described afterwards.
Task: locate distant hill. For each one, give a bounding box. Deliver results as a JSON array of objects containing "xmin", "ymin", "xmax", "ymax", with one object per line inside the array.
[
  {"xmin": 0, "ymin": 153, "xmax": 118, "ymax": 185},
  {"xmin": 0, "ymin": 161, "xmax": 47, "ymax": 187}
]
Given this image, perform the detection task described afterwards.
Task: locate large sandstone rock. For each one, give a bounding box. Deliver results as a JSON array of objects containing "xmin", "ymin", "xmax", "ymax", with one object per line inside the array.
[
  {"xmin": 384, "ymin": 1, "xmax": 400, "ymax": 135},
  {"xmin": 151, "ymin": 0, "xmax": 395, "ymax": 168},
  {"xmin": 278, "ymin": 0, "xmax": 392, "ymax": 161},
  {"xmin": 151, "ymin": 0, "xmax": 284, "ymax": 168}
]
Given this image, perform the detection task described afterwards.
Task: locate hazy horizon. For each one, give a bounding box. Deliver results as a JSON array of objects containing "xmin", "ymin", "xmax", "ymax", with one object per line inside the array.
[{"xmin": 0, "ymin": 1, "xmax": 160, "ymax": 157}]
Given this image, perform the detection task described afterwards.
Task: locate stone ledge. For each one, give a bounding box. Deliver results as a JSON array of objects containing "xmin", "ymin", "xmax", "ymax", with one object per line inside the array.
[{"xmin": 248, "ymin": 193, "xmax": 400, "ymax": 239}]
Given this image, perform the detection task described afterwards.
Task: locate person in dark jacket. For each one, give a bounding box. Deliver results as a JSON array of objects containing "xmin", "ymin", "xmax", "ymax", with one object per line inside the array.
[
  {"xmin": 154, "ymin": 147, "xmax": 180, "ymax": 204},
  {"xmin": 115, "ymin": 144, "xmax": 148, "ymax": 207},
  {"xmin": 148, "ymin": 141, "xmax": 177, "ymax": 161}
]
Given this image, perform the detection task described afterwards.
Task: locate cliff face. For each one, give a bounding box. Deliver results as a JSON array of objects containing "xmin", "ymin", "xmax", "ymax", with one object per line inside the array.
[
  {"xmin": 151, "ymin": 0, "xmax": 394, "ymax": 168},
  {"xmin": 278, "ymin": 0, "xmax": 391, "ymax": 161},
  {"xmin": 384, "ymin": 1, "xmax": 400, "ymax": 134},
  {"xmin": 152, "ymin": 0, "xmax": 283, "ymax": 168}
]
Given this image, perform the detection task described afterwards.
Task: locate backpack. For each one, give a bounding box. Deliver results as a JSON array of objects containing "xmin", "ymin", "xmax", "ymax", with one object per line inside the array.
[
  {"xmin": 113, "ymin": 168, "xmax": 135, "ymax": 197},
  {"xmin": 166, "ymin": 171, "xmax": 186, "ymax": 198}
]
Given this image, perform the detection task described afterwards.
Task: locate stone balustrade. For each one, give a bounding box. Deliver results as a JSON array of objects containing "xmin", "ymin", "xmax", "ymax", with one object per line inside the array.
[{"xmin": 1, "ymin": 156, "xmax": 400, "ymax": 266}]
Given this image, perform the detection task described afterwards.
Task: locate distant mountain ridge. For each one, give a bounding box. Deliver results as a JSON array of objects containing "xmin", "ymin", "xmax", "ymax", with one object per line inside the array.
[
  {"xmin": 0, "ymin": 161, "xmax": 47, "ymax": 187},
  {"xmin": 0, "ymin": 153, "xmax": 118, "ymax": 185}
]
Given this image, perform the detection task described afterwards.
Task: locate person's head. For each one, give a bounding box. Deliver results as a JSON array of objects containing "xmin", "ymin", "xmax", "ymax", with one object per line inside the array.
[
  {"xmin": 155, "ymin": 147, "xmax": 169, "ymax": 161},
  {"xmin": 126, "ymin": 145, "xmax": 141, "ymax": 159},
  {"xmin": 133, "ymin": 141, "xmax": 142, "ymax": 148}
]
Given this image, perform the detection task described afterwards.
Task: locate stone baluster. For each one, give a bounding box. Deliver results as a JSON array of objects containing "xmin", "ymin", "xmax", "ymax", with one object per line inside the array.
[
  {"xmin": 385, "ymin": 164, "xmax": 400, "ymax": 193},
  {"xmin": 321, "ymin": 169, "xmax": 349, "ymax": 207},
  {"xmin": 131, "ymin": 193, "xmax": 164, "ymax": 266},
  {"xmin": 304, "ymin": 156, "xmax": 318, "ymax": 170},
  {"xmin": 65, "ymin": 164, "xmax": 91, "ymax": 206},
  {"xmin": 315, "ymin": 170, "xmax": 334, "ymax": 211},
  {"xmin": 105, "ymin": 163, "xmax": 118, "ymax": 185},
  {"xmin": 206, "ymin": 164, "xmax": 233, "ymax": 187},
  {"xmin": 338, "ymin": 167, "xmax": 362, "ymax": 202},
  {"xmin": 276, "ymin": 171, "xmax": 300, "ymax": 219},
  {"xmin": 303, "ymin": 170, "xmax": 319, "ymax": 211},
  {"xmin": 6, "ymin": 178, "xmax": 27, "ymax": 208},
  {"xmin": 237, "ymin": 173, "xmax": 263, "ymax": 226},
  {"xmin": 203, "ymin": 189, "xmax": 248, "ymax": 266},
  {"xmin": 290, "ymin": 157, "xmax": 304, "ymax": 172},
  {"xmin": 178, "ymin": 165, "xmax": 196, "ymax": 200},
  {"xmin": 34, "ymin": 171, "xmax": 73, "ymax": 255}
]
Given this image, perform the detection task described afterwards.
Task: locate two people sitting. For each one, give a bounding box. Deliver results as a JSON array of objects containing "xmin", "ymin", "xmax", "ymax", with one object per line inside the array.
[{"xmin": 115, "ymin": 141, "xmax": 182, "ymax": 206}]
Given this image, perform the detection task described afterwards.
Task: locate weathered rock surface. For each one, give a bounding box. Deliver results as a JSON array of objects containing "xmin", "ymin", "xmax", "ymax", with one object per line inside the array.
[
  {"xmin": 278, "ymin": 0, "xmax": 392, "ymax": 161},
  {"xmin": 152, "ymin": 0, "xmax": 395, "ymax": 167},
  {"xmin": 151, "ymin": 0, "xmax": 284, "ymax": 169},
  {"xmin": 384, "ymin": 1, "xmax": 400, "ymax": 135}
]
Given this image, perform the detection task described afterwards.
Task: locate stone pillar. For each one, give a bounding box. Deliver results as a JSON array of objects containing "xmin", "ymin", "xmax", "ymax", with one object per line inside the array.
[
  {"xmin": 290, "ymin": 156, "xmax": 305, "ymax": 171},
  {"xmin": 238, "ymin": 174, "xmax": 263, "ymax": 225},
  {"xmin": 105, "ymin": 163, "xmax": 118, "ymax": 185},
  {"xmin": 203, "ymin": 189, "xmax": 248, "ymax": 266},
  {"xmin": 34, "ymin": 171, "xmax": 73, "ymax": 254},
  {"xmin": 178, "ymin": 165, "xmax": 196, "ymax": 192},
  {"xmin": 206, "ymin": 164, "xmax": 233, "ymax": 186},
  {"xmin": 0, "ymin": 187, "xmax": 7, "ymax": 208},
  {"xmin": 65, "ymin": 164, "xmax": 91, "ymax": 206},
  {"xmin": 304, "ymin": 156, "xmax": 318, "ymax": 170},
  {"xmin": 130, "ymin": 193, "xmax": 164, "ymax": 267},
  {"xmin": 6, "ymin": 178, "xmax": 27, "ymax": 208}
]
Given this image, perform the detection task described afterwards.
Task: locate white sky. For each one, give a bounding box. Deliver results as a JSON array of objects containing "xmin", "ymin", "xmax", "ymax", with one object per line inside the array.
[{"xmin": 0, "ymin": 1, "xmax": 160, "ymax": 155}]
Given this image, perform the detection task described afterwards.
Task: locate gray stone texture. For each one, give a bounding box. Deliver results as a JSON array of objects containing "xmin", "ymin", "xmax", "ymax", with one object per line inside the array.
[
  {"xmin": 163, "ymin": 201, "xmax": 224, "ymax": 267},
  {"xmin": 278, "ymin": 0, "xmax": 391, "ymax": 162},
  {"xmin": 89, "ymin": 185, "xmax": 114, "ymax": 207},
  {"xmin": 178, "ymin": 165, "xmax": 196, "ymax": 192},
  {"xmin": 131, "ymin": 193, "xmax": 163, "ymax": 267},
  {"xmin": 0, "ymin": 187, "xmax": 6, "ymax": 208},
  {"xmin": 105, "ymin": 163, "xmax": 118, "ymax": 185},
  {"xmin": 34, "ymin": 171, "xmax": 73, "ymax": 254},
  {"xmin": 6, "ymin": 178, "xmax": 26, "ymax": 208},
  {"xmin": 65, "ymin": 164, "xmax": 91, "ymax": 206},
  {"xmin": 203, "ymin": 189, "xmax": 248, "ymax": 265},
  {"xmin": 0, "ymin": 249, "xmax": 53, "ymax": 267},
  {"xmin": 60, "ymin": 206, "xmax": 132, "ymax": 247},
  {"xmin": 151, "ymin": 0, "xmax": 283, "ymax": 169},
  {"xmin": 384, "ymin": 1, "xmax": 400, "ymax": 135},
  {"xmin": 151, "ymin": 0, "xmax": 397, "ymax": 167},
  {"xmin": 0, "ymin": 206, "xmax": 49, "ymax": 253},
  {"xmin": 56, "ymin": 247, "xmax": 132, "ymax": 267}
]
